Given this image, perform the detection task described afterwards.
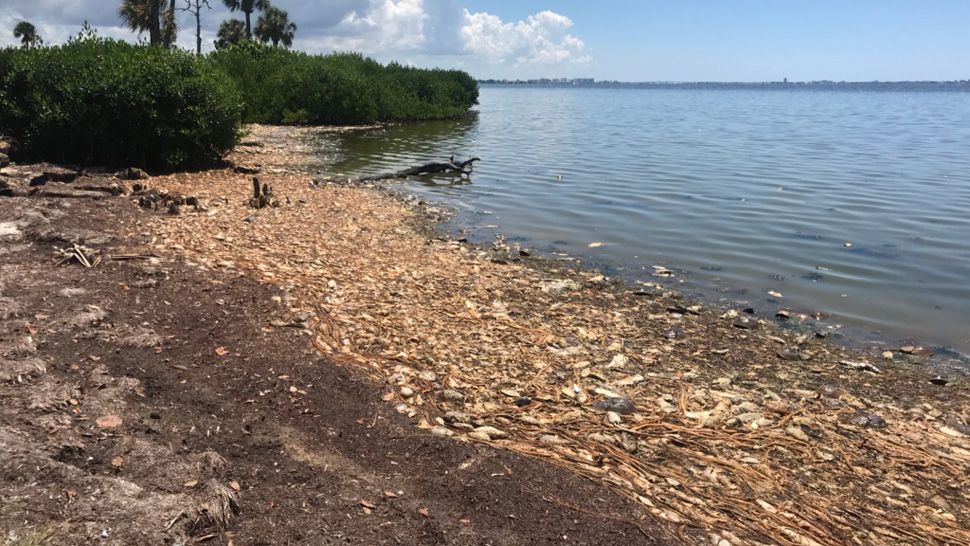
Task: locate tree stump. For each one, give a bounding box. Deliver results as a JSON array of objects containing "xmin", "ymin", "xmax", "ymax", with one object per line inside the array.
[{"xmin": 248, "ymin": 177, "xmax": 278, "ymax": 209}]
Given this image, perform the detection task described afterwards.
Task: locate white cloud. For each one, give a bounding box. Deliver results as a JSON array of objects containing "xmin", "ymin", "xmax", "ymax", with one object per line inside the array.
[
  {"xmin": 459, "ymin": 9, "xmax": 590, "ymax": 65},
  {"xmin": 0, "ymin": 0, "xmax": 592, "ymax": 75},
  {"xmin": 299, "ymin": 0, "xmax": 428, "ymax": 55}
]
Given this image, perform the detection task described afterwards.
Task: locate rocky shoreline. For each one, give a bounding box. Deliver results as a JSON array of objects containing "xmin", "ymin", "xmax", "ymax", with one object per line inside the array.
[{"xmin": 1, "ymin": 127, "xmax": 968, "ymax": 545}]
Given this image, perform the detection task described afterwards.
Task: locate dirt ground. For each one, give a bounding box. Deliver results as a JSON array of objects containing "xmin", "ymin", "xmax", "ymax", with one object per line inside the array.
[{"xmin": 0, "ymin": 196, "xmax": 673, "ymax": 545}]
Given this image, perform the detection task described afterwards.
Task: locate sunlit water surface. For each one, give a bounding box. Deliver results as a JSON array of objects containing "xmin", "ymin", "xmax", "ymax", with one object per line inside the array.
[{"xmin": 321, "ymin": 86, "xmax": 970, "ymax": 357}]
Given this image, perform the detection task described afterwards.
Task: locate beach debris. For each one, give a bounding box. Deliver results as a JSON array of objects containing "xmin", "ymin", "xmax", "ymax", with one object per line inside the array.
[
  {"xmin": 588, "ymin": 242, "xmax": 605, "ymax": 248},
  {"xmin": 929, "ymin": 376, "xmax": 948, "ymax": 386},
  {"xmin": 115, "ymin": 167, "xmax": 149, "ymax": 180},
  {"xmin": 776, "ymin": 348, "xmax": 809, "ymax": 361},
  {"xmin": 96, "ymin": 415, "xmax": 123, "ymax": 429},
  {"xmin": 135, "ymin": 125, "xmax": 970, "ymax": 546},
  {"xmin": 360, "ymin": 157, "xmax": 481, "ymax": 181},
  {"xmin": 849, "ymin": 411, "xmax": 887, "ymax": 429},
  {"xmin": 840, "ymin": 360, "xmax": 880, "ymax": 373},
  {"xmin": 592, "ymin": 397, "xmax": 636, "ymax": 414},
  {"xmin": 768, "ymin": 290, "xmax": 783, "ymax": 298},
  {"xmin": 733, "ymin": 317, "xmax": 758, "ymax": 330},
  {"xmin": 135, "ymin": 186, "xmax": 201, "ymax": 212},
  {"xmin": 55, "ymin": 244, "xmax": 101, "ymax": 268}
]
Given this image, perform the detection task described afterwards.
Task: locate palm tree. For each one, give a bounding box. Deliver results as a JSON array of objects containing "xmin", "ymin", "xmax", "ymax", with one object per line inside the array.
[
  {"xmin": 214, "ymin": 19, "xmax": 246, "ymax": 49},
  {"xmin": 13, "ymin": 21, "xmax": 42, "ymax": 49},
  {"xmin": 118, "ymin": 0, "xmax": 177, "ymax": 47},
  {"xmin": 254, "ymin": 6, "xmax": 296, "ymax": 48},
  {"xmin": 222, "ymin": 0, "xmax": 270, "ymax": 39}
]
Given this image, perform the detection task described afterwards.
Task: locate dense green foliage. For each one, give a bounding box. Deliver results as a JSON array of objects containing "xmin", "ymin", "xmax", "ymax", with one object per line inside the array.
[
  {"xmin": 0, "ymin": 36, "xmax": 477, "ymax": 169},
  {"xmin": 210, "ymin": 43, "xmax": 479, "ymax": 125},
  {"xmin": 0, "ymin": 36, "xmax": 242, "ymax": 170}
]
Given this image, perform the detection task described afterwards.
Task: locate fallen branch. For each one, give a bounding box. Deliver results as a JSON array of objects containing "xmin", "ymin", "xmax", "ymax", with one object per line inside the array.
[
  {"xmin": 27, "ymin": 188, "xmax": 108, "ymax": 200},
  {"xmin": 108, "ymin": 253, "xmax": 160, "ymax": 262},
  {"xmin": 360, "ymin": 156, "xmax": 481, "ymax": 181}
]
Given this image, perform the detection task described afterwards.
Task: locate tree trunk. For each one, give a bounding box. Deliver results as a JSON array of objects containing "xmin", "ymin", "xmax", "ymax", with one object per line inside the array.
[
  {"xmin": 167, "ymin": 0, "xmax": 176, "ymax": 48},
  {"xmin": 245, "ymin": 11, "xmax": 252, "ymax": 38},
  {"xmin": 149, "ymin": 0, "xmax": 161, "ymax": 45},
  {"xmin": 196, "ymin": 6, "xmax": 202, "ymax": 54}
]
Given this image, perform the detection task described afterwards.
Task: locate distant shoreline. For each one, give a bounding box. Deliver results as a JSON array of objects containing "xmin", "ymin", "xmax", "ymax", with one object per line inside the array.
[{"xmin": 479, "ymin": 79, "xmax": 970, "ymax": 91}]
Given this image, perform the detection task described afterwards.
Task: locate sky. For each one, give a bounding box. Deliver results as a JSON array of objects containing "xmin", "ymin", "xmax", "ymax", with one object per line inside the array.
[{"xmin": 1, "ymin": 0, "xmax": 968, "ymax": 81}]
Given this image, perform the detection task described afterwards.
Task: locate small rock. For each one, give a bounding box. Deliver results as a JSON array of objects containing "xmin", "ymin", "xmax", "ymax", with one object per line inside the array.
[
  {"xmin": 929, "ymin": 376, "xmax": 948, "ymax": 386},
  {"xmin": 467, "ymin": 430, "xmax": 492, "ymax": 441},
  {"xmin": 441, "ymin": 389, "xmax": 464, "ymax": 402},
  {"xmin": 592, "ymin": 397, "xmax": 636, "ymax": 415},
  {"xmin": 751, "ymin": 417, "xmax": 775, "ymax": 428},
  {"xmin": 900, "ymin": 345, "xmax": 916, "ymax": 354},
  {"xmin": 96, "ymin": 415, "xmax": 123, "ymax": 429},
  {"xmin": 417, "ymin": 370, "xmax": 437, "ymax": 382},
  {"xmin": 776, "ymin": 348, "xmax": 809, "ymax": 362},
  {"xmin": 606, "ymin": 411, "xmax": 622, "ymax": 425},
  {"xmin": 619, "ymin": 433, "xmax": 638, "ymax": 453},
  {"xmin": 786, "ymin": 426, "xmax": 811, "ymax": 442},
  {"xmin": 776, "ymin": 309, "xmax": 791, "ymax": 320},
  {"xmin": 882, "ymin": 351, "xmax": 894, "ymax": 360},
  {"xmin": 817, "ymin": 385, "xmax": 841, "ymax": 398},
  {"xmin": 431, "ymin": 426, "xmax": 453, "ymax": 437},
  {"xmin": 733, "ymin": 317, "xmax": 758, "ymax": 330},
  {"xmin": 850, "ymin": 411, "xmax": 887, "ymax": 428},
  {"xmin": 731, "ymin": 412, "xmax": 763, "ymax": 426},
  {"xmin": 608, "ymin": 354, "xmax": 629, "ymax": 368},
  {"xmin": 473, "ymin": 426, "xmax": 507, "ymax": 439},
  {"xmin": 0, "ymin": 153, "xmax": 8, "ymax": 168},
  {"xmin": 514, "ymin": 397, "xmax": 532, "ymax": 407},
  {"xmin": 37, "ymin": 167, "xmax": 81, "ymax": 185},
  {"xmin": 539, "ymin": 434, "xmax": 568, "ymax": 445},
  {"xmin": 116, "ymin": 167, "xmax": 149, "ymax": 180},
  {"xmin": 400, "ymin": 386, "xmax": 415, "ymax": 398},
  {"xmin": 444, "ymin": 411, "xmax": 470, "ymax": 424},
  {"xmin": 929, "ymin": 495, "xmax": 949, "ymax": 510},
  {"xmin": 944, "ymin": 416, "xmax": 970, "ymax": 436}
]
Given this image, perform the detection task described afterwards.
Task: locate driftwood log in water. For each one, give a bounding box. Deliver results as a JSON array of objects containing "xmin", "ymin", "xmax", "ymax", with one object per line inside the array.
[{"xmin": 361, "ymin": 157, "xmax": 481, "ymax": 181}]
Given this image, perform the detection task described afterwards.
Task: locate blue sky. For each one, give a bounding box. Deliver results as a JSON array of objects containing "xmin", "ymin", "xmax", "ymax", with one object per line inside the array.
[
  {"xmin": 2, "ymin": 0, "xmax": 968, "ymax": 81},
  {"xmin": 527, "ymin": 0, "xmax": 970, "ymax": 81}
]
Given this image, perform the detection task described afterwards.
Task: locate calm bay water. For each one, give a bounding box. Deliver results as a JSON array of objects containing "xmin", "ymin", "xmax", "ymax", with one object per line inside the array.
[{"xmin": 326, "ymin": 85, "xmax": 970, "ymax": 355}]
